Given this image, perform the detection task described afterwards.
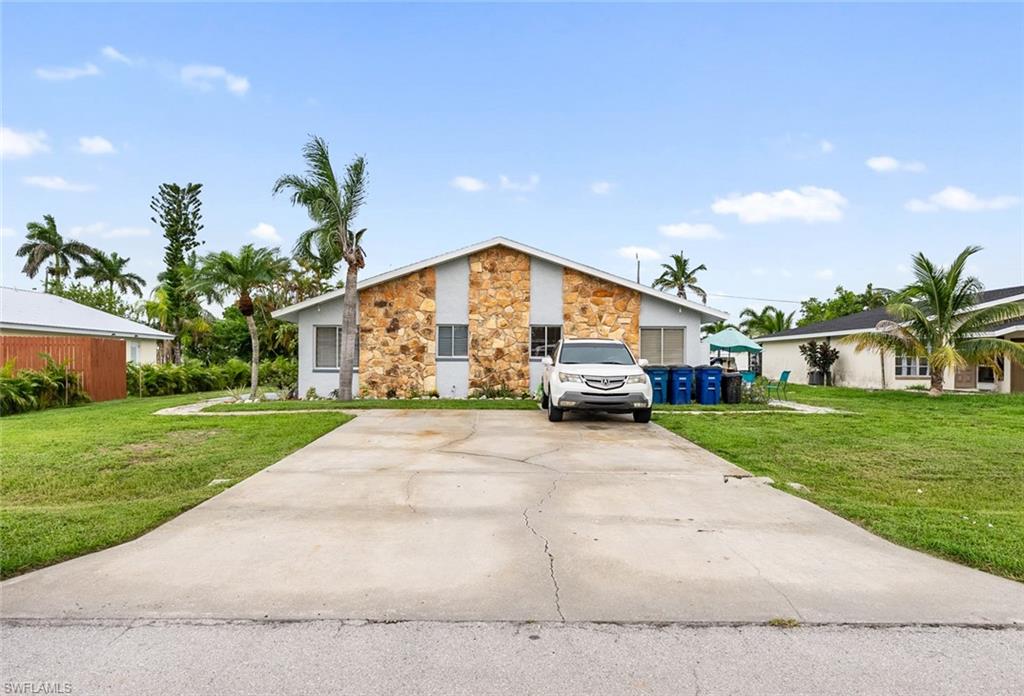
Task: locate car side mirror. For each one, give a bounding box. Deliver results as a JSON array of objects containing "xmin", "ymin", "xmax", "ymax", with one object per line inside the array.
[
  {"xmin": 638, "ymin": 358, "xmax": 649, "ymax": 368},
  {"xmin": 542, "ymin": 356, "xmax": 554, "ymax": 366}
]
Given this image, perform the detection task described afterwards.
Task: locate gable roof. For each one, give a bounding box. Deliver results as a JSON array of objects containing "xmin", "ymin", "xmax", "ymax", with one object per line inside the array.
[
  {"xmin": 0, "ymin": 287, "xmax": 173, "ymax": 340},
  {"xmin": 272, "ymin": 237, "xmax": 729, "ymax": 322},
  {"xmin": 757, "ymin": 285, "xmax": 1024, "ymax": 342}
]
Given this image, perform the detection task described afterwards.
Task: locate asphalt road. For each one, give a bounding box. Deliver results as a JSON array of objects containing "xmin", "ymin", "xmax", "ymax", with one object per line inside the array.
[{"xmin": 3, "ymin": 620, "xmax": 1022, "ymax": 696}]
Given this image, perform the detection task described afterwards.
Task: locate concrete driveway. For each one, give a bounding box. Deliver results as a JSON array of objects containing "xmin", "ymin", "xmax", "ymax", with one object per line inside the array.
[{"xmin": 3, "ymin": 410, "xmax": 1022, "ymax": 623}]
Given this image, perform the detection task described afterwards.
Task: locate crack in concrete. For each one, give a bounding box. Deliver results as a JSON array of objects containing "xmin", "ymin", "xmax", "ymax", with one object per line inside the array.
[
  {"xmin": 722, "ymin": 536, "xmax": 805, "ymax": 623},
  {"xmin": 522, "ymin": 477, "xmax": 565, "ymax": 622},
  {"xmin": 404, "ymin": 472, "xmax": 419, "ymax": 513}
]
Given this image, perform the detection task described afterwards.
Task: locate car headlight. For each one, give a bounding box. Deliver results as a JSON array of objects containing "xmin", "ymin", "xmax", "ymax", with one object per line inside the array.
[
  {"xmin": 558, "ymin": 372, "xmax": 584, "ymax": 383},
  {"xmin": 625, "ymin": 374, "xmax": 648, "ymax": 384}
]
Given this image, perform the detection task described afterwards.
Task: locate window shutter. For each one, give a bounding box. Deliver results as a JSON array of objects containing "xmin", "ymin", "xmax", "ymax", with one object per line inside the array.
[
  {"xmin": 640, "ymin": 328, "xmax": 662, "ymax": 364},
  {"xmin": 663, "ymin": 329, "xmax": 685, "ymax": 365},
  {"xmin": 315, "ymin": 326, "xmax": 339, "ymax": 368}
]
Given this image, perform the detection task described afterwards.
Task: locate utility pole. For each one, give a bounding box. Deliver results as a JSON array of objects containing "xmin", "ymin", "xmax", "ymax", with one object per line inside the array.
[{"xmin": 636, "ymin": 253, "xmax": 640, "ymax": 284}]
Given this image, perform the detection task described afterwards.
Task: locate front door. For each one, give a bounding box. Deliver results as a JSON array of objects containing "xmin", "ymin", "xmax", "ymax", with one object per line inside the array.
[{"xmin": 954, "ymin": 364, "xmax": 976, "ymax": 390}]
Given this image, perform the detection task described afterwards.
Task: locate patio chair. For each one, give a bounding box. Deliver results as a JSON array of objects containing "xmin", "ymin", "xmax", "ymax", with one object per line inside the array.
[
  {"xmin": 767, "ymin": 370, "xmax": 790, "ymax": 401},
  {"xmin": 740, "ymin": 371, "xmax": 756, "ymax": 385}
]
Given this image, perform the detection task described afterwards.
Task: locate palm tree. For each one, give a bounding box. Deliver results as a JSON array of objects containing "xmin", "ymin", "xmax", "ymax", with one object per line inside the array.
[
  {"xmin": 15, "ymin": 215, "xmax": 95, "ymax": 292},
  {"xmin": 844, "ymin": 246, "xmax": 1024, "ymax": 396},
  {"xmin": 652, "ymin": 251, "xmax": 708, "ymax": 303},
  {"xmin": 197, "ymin": 245, "xmax": 290, "ymax": 398},
  {"xmin": 740, "ymin": 305, "xmax": 796, "ymax": 337},
  {"xmin": 75, "ymin": 249, "xmax": 146, "ymax": 295},
  {"xmin": 274, "ymin": 136, "xmax": 367, "ymax": 400},
  {"xmin": 701, "ymin": 320, "xmax": 739, "ymax": 339}
]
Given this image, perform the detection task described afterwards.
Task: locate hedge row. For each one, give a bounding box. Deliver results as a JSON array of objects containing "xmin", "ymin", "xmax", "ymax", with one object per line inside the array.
[
  {"xmin": 1, "ymin": 356, "xmax": 91, "ymax": 416},
  {"xmin": 125, "ymin": 357, "xmax": 298, "ymax": 397}
]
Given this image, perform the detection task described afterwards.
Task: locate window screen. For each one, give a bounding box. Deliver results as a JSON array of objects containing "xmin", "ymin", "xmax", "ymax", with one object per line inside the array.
[
  {"xmin": 640, "ymin": 327, "xmax": 685, "ymax": 365},
  {"xmin": 315, "ymin": 326, "xmax": 359, "ymax": 368},
  {"xmin": 438, "ymin": 325, "xmax": 469, "ymax": 358}
]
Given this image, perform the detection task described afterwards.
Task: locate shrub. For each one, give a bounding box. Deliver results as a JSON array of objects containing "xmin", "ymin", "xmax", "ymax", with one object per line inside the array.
[
  {"xmin": 125, "ymin": 358, "xmax": 297, "ymax": 398},
  {"xmin": 743, "ymin": 376, "xmax": 770, "ymax": 404},
  {"xmin": 0, "ymin": 356, "xmax": 90, "ymax": 416}
]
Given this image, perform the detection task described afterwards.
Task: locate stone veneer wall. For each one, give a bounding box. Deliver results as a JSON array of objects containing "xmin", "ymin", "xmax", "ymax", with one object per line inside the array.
[
  {"xmin": 467, "ymin": 246, "xmax": 531, "ymax": 393},
  {"xmin": 562, "ymin": 268, "xmax": 641, "ymax": 356},
  {"xmin": 358, "ymin": 269, "xmax": 437, "ymax": 398}
]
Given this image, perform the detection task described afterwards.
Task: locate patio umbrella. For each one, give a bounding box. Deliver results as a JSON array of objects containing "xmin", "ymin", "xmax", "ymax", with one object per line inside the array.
[{"xmin": 703, "ymin": 327, "xmax": 762, "ymax": 370}]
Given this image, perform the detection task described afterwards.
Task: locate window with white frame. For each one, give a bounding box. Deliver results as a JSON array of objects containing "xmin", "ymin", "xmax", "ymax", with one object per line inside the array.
[
  {"xmin": 530, "ymin": 325, "xmax": 562, "ymax": 359},
  {"xmin": 128, "ymin": 342, "xmax": 140, "ymax": 364},
  {"xmin": 314, "ymin": 326, "xmax": 359, "ymax": 369},
  {"xmin": 640, "ymin": 327, "xmax": 685, "ymax": 365},
  {"xmin": 437, "ymin": 324, "xmax": 469, "ymax": 358},
  {"xmin": 894, "ymin": 354, "xmax": 929, "ymax": 377}
]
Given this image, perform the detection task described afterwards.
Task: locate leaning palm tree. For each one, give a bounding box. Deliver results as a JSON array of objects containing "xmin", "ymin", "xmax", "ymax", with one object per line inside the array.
[
  {"xmin": 75, "ymin": 249, "xmax": 146, "ymax": 295},
  {"xmin": 652, "ymin": 251, "xmax": 708, "ymax": 302},
  {"xmin": 844, "ymin": 246, "xmax": 1024, "ymax": 396},
  {"xmin": 196, "ymin": 245, "xmax": 290, "ymax": 398},
  {"xmin": 740, "ymin": 305, "xmax": 795, "ymax": 337},
  {"xmin": 274, "ymin": 136, "xmax": 367, "ymax": 400},
  {"xmin": 15, "ymin": 215, "xmax": 95, "ymax": 292}
]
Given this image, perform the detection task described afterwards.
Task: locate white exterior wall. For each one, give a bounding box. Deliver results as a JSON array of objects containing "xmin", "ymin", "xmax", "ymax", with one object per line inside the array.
[
  {"xmin": 529, "ymin": 258, "xmax": 564, "ymax": 389},
  {"xmin": 638, "ymin": 294, "xmax": 706, "ymax": 366},
  {"xmin": 435, "ymin": 259, "xmax": 470, "ymax": 397},
  {"xmin": 296, "ymin": 295, "xmax": 359, "ymax": 398}
]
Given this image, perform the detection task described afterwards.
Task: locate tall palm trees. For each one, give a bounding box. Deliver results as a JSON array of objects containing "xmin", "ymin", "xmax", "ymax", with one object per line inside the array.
[
  {"xmin": 844, "ymin": 246, "xmax": 1024, "ymax": 396},
  {"xmin": 652, "ymin": 251, "xmax": 708, "ymax": 303},
  {"xmin": 16, "ymin": 215, "xmax": 95, "ymax": 292},
  {"xmin": 274, "ymin": 135, "xmax": 368, "ymax": 400},
  {"xmin": 740, "ymin": 305, "xmax": 796, "ymax": 337},
  {"xmin": 75, "ymin": 250, "xmax": 146, "ymax": 295},
  {"xmin": 197, "ymin": 245, "xmax": 290, "ymax": 398}
]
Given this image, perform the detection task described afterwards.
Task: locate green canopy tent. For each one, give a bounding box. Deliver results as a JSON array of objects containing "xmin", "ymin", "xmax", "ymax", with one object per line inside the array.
[{"xmin": 703, "ymin": 327, "xmax": 763, "ymax": 372}]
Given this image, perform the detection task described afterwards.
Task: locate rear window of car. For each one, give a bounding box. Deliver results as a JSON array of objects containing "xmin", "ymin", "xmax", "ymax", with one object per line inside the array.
[{"xmin": 558, "ymin": 343, "xmax": 635, "ymax": 365}]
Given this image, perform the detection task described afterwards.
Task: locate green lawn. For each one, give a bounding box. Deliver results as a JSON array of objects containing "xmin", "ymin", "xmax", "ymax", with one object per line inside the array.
[
  {"xmin": 0, "ymin": 393, "xmax": 352, "ymax": 578},
  {"xmin": 207, "ymin": 398, "xmax": 543, "ymax": 411},
  {"xmin": 654, "ymin": 385, "xmax": 1024, "ymax": 581}
]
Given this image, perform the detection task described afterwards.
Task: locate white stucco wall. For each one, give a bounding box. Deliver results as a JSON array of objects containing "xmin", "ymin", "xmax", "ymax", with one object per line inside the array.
[
  {"xmin": 296, "ymin": 295, "xmax": 359, "ymax": 398},
  {"xmin": 436, "ymin": 258, "xmax": 470, "ymax": 397},
  {"xmin": 638, "ymin": 294, "xmax": 706, "ymax": 366},
  {"xmin": 528, "ymin": 258, "xmax": 564, "ymax": 390}
]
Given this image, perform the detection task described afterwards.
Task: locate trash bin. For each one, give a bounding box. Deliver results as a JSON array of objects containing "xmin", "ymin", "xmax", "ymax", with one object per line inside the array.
[
  {"xmin": 669, "ymin": 365, "xmax": 694, "ymax": 405},
  {"xmin": 695, "ymin": 365, "xmax": 723, "ymax": 405},
  {"xmin": 644, "ymin": 366, "xmax": 669, "ymax": 404},
  {"xmin": 722, "ymin": 371, "xmax": 742, "ymax": 404}
]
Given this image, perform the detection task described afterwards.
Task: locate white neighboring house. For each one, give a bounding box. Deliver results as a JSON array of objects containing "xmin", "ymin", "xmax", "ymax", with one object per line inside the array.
[
  {"xmin": 758, "ymin": 285, "xmax": 1024, "ymax": 393},
  {"xmin": 0, "ymin": 287, "xmax": 172, "ymax": 364}
]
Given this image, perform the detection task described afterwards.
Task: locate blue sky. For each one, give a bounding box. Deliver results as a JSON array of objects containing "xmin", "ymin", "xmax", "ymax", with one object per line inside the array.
[{"xmin": 3, "ymin": 2, "xmax": 1022, "ymax": 319}]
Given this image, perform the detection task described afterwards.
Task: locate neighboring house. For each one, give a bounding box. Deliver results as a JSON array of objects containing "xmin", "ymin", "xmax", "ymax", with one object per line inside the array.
[
  {"xmin": 759, "ymin": 285, "xmax": 1024, "ymax": 393},
  {"xmin": 273, "ymin": 237, "xmax": 729, "ymax": 398},
  {"xmin": 0, "ymin": 286, "xmax": 172, "ymax": 365}
]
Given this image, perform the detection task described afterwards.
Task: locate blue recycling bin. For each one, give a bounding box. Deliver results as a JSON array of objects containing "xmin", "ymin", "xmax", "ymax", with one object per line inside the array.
[
  {"xmin": 695, "ymin": 365, "xmax": 723, "ymax": 405},
  {"xmin": 669, "ymin": 366, "xmax": 694, "ymax": 404},
  {"xmin": 644, "ymin": 366, "xmax": 669, "ymax": 404}
]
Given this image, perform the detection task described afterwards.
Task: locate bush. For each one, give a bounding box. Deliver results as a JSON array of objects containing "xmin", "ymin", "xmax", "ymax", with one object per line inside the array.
[
  {"xmin": 125, "ymin": 358, "xmax": 296, "ymax": 398},
  {"xmin": 742, "ymin": 376, "xmax": 770, "ymax": 404},
  {"xmin": 0, "ymin": 356, "xmax": 91, "ymax": 416}
]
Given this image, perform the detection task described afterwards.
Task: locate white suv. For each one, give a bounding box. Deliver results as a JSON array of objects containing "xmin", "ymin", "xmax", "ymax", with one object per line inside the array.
[{"xmin": 540, "ymin": 338, "xmax": 653, "ymax": 423}]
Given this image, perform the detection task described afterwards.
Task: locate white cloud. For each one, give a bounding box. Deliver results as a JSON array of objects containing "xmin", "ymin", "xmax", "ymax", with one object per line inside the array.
[
  {"xmin": 819, "ymin": 139, "xmax": 835, "ymax": 154},
  {"xmin": 499, "ymin": 174, "xmax": 539, "ymax": 193},
  {"xmin": 0, "ymin": 226, "xmax": 15, "ymax": 238},
  {"xmin": 711, "ymin": 186, "xmax": 847, "ymax": 223},
  {"xmin": 101, "ymin": 46, "xmax": 132, "ymax": 64},
  {"xmin": 105, "ymin": 226, "xmax": 150, "ymax": 239},
  {"xmin": 866, "ymin": 155, "xmax": 926, "ymax": 173},
  {"xmin": 249, "ymin": 222, "xmax": 281, "ymax": 242},
  {"xmin": 1, "ymin": 126, "xmax": 50, "ymax": 158},
  {"xmin": 68, "ymin": 222, "xmax": 150, "ymax": 239},
  {"xmin": 35, "ymin": 63, "xmax": 101, "ymax": 81},
  {"xmin": 451, "ymin": 176, "xmax": 487, "ymax": 192},
  {"xmin": 590, "ymin": 181, "xmax": 613, "ymax": 195},
  {"xmin": 617, "ymin": 246, "xmax": 661, "ymax": 261},
  {"xmin": 77, "ymin": 135, "xmax": 116, "ymax": 155},
  {"xmin": 657, "ymin": 222, "xmax": 723, "ymax": 240},
  {"xmin": 814, "ymin": 268, "xmax": 834, "ymax": 280},
  {"xmin": 23, "ymin": 176, "xmax": 94, "ymax": 192},
  {"xmin": 180, "ymin": 64, "xmax": 250, "ymax": 95},
  {"xmin": 68, "ymin": 222, "xmax": 106, "ymax": 238},
  {"xmin": 905, "ymin": 186, "xmax": 1020, "ymax": 213}
]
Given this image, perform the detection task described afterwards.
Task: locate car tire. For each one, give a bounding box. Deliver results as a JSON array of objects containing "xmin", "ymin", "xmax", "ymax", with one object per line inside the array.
[
  {"xmin": 633, "ymin": 408, "xmax": 652, "ymax": 423},
  {"xmin": 541, "ymin": 389, "xmax": 550, "ymax": 410},
  {"xmin": 548, "ymin": 399, "xmax": 564, "ymax": 422}
]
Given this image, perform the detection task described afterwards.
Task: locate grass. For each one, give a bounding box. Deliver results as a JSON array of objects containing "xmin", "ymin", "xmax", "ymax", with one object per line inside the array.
[
  {"xmin": 207, "ymin": 398, "xmax": 543, "ymax": 411},
  {"xmin": 0, "ymin": 393, "xmax": 352, "ymax": 578},
  {"xmin": 654, "ymin": 385, "xmax": 1024, "ymax": 582}
]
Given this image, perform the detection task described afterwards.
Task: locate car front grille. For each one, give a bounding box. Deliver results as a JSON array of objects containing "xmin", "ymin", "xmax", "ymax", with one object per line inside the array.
[{"xmin": 583, "ymin": 376, "xmax": 626, "ymax": 391}]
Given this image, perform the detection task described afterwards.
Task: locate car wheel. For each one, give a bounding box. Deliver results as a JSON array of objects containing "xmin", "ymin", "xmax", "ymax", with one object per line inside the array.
[
  {"xmin": 541, "ymin": 388, "xmax": 550, "ymax": 410},
  {"xmin": 633, "ymin": 408, "xmax": 652, "ymax": 423},
  {"xmin": 548, "ymin": 399, "xmax": 564, "ymax": 422}
]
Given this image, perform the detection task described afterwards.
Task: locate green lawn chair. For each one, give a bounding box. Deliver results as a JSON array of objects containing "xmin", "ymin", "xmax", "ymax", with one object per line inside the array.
[{"xmin": 767, "ymin": 370, "xmax": 790, "ymax": 401}]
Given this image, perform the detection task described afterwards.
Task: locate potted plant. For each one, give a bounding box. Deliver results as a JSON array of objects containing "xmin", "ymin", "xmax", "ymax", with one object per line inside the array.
[{"xmin": 799, "ymin": 341, "xmax": 840, "ymax": 386}]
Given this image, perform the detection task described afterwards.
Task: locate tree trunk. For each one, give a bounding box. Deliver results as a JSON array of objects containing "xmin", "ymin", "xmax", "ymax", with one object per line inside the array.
[
  {"xmin": 337, "ymin": 263, "xmax": 360, "ymax": 401},
  {"xmin": 245, "ymin": 313, "xmax": 260, "ymax": 399},
  {"xmin": 929, "ymin": 369, "xmax": 944, "ymax": 397}
]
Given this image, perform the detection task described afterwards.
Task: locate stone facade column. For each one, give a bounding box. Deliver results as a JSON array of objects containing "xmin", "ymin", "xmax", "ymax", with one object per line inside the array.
[
  {"xmin": 467, "ymin": 246, "xmax": 531, "ymax": 393},
  {"xmin": 562, "ymin": 268, "xmax": 641, "ymax": 356}
]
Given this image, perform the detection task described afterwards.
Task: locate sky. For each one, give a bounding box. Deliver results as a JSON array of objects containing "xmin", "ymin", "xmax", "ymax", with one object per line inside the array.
[{"xmin": 2, "ymin": 2, "xmax": 1023, "ymax": 320}]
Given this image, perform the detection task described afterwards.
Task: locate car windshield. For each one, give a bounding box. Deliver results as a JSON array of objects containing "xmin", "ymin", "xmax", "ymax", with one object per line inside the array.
[{"xmin": 559, "ymin": 343, "xmax": 635, "ymax": 365}]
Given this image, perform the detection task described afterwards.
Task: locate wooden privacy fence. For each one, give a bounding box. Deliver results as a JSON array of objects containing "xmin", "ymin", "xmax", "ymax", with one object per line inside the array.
[{"xmin": 0, "ymin": 335, "xmax": 127, "ymax": 402}]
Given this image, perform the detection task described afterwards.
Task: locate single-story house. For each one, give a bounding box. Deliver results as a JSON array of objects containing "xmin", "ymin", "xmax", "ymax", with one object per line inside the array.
[
  {"xmin": 758, "ymin": 285, "xmax": 1024, "ymax": 393},
  {"xmin": 273, "ymin": 237, "xmax": 729, "ymax": 398},
  {"xmin": 0, "ymin": 286, "xmax": 172, "ymax": 364}
]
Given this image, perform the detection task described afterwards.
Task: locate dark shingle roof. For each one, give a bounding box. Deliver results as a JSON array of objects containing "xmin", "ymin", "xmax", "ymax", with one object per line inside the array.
[{"xmin": 758, "ymin": 285, "xmax": 1024, "ymax": 341}]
